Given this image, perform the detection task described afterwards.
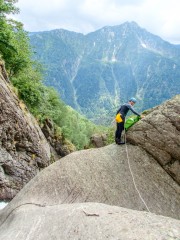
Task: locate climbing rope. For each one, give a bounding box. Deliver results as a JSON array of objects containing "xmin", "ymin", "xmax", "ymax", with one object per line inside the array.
[{"xmin": 124, "ymin": 131, "xmax": 151, "ymax": 212}]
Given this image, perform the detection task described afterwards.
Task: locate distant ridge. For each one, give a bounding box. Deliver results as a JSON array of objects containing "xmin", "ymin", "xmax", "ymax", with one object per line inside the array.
[{"xmin": 29, "ymin": 22, "xmax": 180, "ymax": 124}]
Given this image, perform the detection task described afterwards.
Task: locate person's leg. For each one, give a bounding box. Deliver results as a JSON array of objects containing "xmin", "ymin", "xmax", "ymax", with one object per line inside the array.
[
  {"xmin": 115, "ymin": 123, "xmax": 119, "ymax": 140},
  {"xmin": 118, "ymin": 122, "xmax": 125, "ymax": 144},
  {"xmin": 115, "ymin": 124, "xmax": 119, "ymax": 143},
  {"xmin": 115, "ymin": 122, "xmax": 124, "ymax": 143},
  {"xmin": 115, "ymin": 122, "xmax": 124, "ymax": 144}
]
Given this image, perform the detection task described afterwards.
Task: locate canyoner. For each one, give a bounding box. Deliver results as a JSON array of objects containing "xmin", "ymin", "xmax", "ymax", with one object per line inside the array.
[
  {"xmin": 115, "ymin": 97, "xmax": 143, "ymax": 145},
  {"xmin": 116, "ymin": 100, "xmax": 150, "ymax": 212}
]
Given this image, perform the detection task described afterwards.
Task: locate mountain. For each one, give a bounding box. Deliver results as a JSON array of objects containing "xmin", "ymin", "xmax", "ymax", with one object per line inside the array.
[{"xmin": 29, "ymin": 22, "xmax": 180, "ymax": 124}]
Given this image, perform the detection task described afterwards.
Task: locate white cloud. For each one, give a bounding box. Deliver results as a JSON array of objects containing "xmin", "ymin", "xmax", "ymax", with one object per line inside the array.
[{"xmin": 12, "ymin": 0, "xmax": 180, "ymax": 44}]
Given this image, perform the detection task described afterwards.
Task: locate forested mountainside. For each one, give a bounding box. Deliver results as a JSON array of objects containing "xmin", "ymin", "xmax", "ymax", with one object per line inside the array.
[
  {"xmin": 0, "ymin": 1, "xmax": 105, "ymax": 150},
  {"xmin": 30, "ymin": 21, "xmax": 180, "ymax": 124}
]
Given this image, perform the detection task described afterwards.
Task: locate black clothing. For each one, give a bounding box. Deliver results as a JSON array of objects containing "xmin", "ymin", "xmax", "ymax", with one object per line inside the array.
[
  {"xmin": 116, "ymin": 103, "xmax": 140, "ymax": 118},
  {"xmin": 115, "ymin": 103, "xmax": 140, "ymax": 144},
  {"xmin": 115, "ymin": 121, "xmax": 124, "ymax": 143}
]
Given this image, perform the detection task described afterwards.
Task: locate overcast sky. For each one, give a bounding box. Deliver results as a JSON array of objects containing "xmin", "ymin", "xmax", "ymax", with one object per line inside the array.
[{"xmin": 12, "ymin": 0, "xmax": 180, "ymax": 44}]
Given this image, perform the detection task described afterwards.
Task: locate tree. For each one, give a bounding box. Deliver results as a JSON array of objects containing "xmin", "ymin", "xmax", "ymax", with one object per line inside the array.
[
  {"xmin": 0, "ymin": 0, "xmax": 32, "ymax": 76},
  {"xmin": 0, "ymin": 0, "xmax": 19, "ymax": 17}
]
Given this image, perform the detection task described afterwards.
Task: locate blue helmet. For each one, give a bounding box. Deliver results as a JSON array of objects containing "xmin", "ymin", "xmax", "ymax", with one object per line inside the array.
[{"xmin": 129, "ymin": 97, "xmax": 137, "ymax": 103}]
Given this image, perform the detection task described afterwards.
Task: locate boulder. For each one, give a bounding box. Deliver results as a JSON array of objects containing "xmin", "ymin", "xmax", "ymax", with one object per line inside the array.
[
  {"xmin": 0, "ymin": 142, "xmax": 179, "ymax": 223},
  {"xmin": 126, "ymin": 95, "xmax": 180, "ymax": 185},
  {"xmin": 90, "ymin": 133, "xmax": 107, "ymax": 148},
  {"xmin": 0, "ymin": 63, "xmax": 51, "ymax": 200},
  {"xmin": 0, "ymin": 202, "xmax": 179, "ymax": 240}
]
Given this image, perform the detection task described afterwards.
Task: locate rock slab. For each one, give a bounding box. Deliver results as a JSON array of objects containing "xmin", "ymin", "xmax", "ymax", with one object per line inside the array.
[
  {"xmin": 0, "ymin": 143, "xmax": 179, "ymax": 223},
  {"xmin": 0, "ymin": 203, "xmax": 179, "ymax": 240}
]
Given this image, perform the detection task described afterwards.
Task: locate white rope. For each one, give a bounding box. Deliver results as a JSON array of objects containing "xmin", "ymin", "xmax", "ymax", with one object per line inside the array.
[{"xmin": 124, "ymin": 131, "xmax": 151, "ymax": 212}]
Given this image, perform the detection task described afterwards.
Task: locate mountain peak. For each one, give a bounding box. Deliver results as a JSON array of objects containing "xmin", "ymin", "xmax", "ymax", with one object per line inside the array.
[
  {"xmin": 29, "ymin": 24, "xmax": 180, "ymax": 124},
  {"xmin": 123, "ymin": 21, "xmax": 140, "ymax": 27},
  {"xmin": 98, "ymin": 21, "xmax": 140, "ymax": 33}
]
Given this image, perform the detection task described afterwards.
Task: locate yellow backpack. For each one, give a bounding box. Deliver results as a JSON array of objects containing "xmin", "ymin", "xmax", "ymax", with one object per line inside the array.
[{"xmin": 115, "ymin": 113, "xmax": 123, "ymax": 123}]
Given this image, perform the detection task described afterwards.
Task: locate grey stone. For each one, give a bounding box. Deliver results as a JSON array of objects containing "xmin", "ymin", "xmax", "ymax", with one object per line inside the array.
[
  {"xmin": 126, "ymin": 95, "xmax": 180, "ymax": 184},
  {"xmin": 0, "ymin": 143, "xmax": 179, "ymax": 223},
  {"xmin": 90, "ymin": 133, "xmax": 107, "ymax": 148},
  {"xmin": 41, "ymin": 118, "xmax": 75, "ymax": 157},
  {"xmin": 0, "ymin": 63, "xmax": 51, "ymax": 200},
  {"xmin": 0, "ymin": 203, "xmax": 179, "ymax": 240}
]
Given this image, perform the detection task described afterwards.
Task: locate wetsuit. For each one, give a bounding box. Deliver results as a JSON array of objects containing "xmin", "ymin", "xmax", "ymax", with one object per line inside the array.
[{"xmin": 115, "ymin": 103, "xmax": 140, "ymax": 144}]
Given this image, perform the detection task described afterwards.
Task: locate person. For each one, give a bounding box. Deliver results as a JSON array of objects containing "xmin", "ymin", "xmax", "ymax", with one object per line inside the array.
[{"xmin": 115, "ymin": 97, "xmax": 141, "ymax": 145}]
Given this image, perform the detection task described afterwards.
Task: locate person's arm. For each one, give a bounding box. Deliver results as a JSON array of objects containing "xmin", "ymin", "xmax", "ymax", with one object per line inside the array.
[{"xmin": 128, "ymin": 105, "xmax": 140, "ymax": 116}]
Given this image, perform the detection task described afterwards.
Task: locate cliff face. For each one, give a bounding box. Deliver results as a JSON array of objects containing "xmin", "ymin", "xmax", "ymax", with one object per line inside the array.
[
  {"xmin": 126, "ymin": 95, "xmax": 180, "ymax": 185},
  {"xmin": 0, "ymin": 63, "xmax": 51, "ymax": 200}
]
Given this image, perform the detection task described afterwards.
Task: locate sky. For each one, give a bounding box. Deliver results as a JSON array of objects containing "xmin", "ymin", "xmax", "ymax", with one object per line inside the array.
[{"xmin": 12, "ymin": 0, "xmax": 180, "ymax": 44}]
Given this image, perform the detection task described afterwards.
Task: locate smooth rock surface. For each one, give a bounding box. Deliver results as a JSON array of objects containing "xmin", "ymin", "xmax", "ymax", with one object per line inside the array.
[
  {"xmin": 0, "ymin": 142, "xmax": 179, "ymax": 224},
  {"xmin": 0, "ymin": 202, "xmax": 180, "ymax": 240}
]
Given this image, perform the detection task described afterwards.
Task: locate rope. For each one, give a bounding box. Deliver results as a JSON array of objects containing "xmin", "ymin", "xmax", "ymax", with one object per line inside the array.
[{"xmin": 124, "ymin": 131, "xmax": 151, "ymax": 212}]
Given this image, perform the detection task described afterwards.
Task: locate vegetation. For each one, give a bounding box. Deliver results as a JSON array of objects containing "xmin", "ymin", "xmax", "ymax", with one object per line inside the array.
[
  {"xmin": 0, "ymin": 0, "xmax": 110, "ymax": 150},
  {"xmin": 30, "ymin": 21, "xmax": 180, "ymax": 124}
]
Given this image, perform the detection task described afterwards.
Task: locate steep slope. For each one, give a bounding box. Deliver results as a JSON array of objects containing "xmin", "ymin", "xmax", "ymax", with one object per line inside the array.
[
  {"xmin": 127, "ymin": 95, "xmax": 180, "ymax": 184},
  {"xmin": 30, "ymin": 22, "xmax": 180, "ymax": 124},
  {"xmin": 29, "ymin": 30, "xmax": 85, "ymax": 109},
  {"xmin": 0, "ymin": 63, "xmax": 51, "ymax": 200}
]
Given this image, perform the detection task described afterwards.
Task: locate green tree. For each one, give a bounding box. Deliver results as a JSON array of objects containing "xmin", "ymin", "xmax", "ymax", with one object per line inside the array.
[
  {"xmin": 0, "ymin": 0, "xmax": 32, "ymax": 76},
  {"xmin": 11, "ymin": 65, "xmax": 43, "ymax": 109},
  {"xmin": 0, "ymin": 0, "xmax": 19, "ymax": 16}
]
